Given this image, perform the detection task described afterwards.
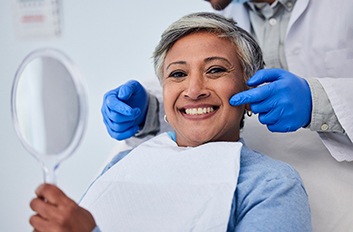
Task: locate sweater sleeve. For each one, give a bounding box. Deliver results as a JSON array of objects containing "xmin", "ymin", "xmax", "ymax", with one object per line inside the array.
[{"xmin": 234, "ymin": 172, "xmax": 312, "ymax": 232}]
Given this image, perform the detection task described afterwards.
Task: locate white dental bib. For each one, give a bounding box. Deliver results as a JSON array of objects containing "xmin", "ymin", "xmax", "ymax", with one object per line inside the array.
[{"xmin": 80, "ymin": 133, "xmax": 242, "ymax": 232}]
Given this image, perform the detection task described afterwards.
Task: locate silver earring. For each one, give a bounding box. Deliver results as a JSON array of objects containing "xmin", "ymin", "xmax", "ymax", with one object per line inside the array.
[
  {"xmin": 164, "ymin": 114, "xmax": 168, "ymax": 123},
  {"xmin": 246, "ymin": 110, "xmax": 252, "ymax": 117}
]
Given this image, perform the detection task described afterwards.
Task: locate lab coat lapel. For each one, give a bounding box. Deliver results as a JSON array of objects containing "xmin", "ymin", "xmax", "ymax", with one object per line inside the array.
[
  {"xmin": 218, "ymin": 3, "xmax": 251, "ymax": 32},
  {"xmin": 287, "ymin": 0, "xmax": 310, "ymax": 35}
]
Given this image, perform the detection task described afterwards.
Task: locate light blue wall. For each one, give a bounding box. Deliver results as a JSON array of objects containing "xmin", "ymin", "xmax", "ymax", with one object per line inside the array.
[{"xmin": 0, "ymin": 1, "xmax": 211, "ymax": 230}]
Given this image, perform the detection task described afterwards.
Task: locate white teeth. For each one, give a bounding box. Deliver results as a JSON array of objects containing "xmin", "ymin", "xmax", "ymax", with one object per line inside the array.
[{"xmin": 185, "ymin": 107, "xmax": 214, "ymax": 115}]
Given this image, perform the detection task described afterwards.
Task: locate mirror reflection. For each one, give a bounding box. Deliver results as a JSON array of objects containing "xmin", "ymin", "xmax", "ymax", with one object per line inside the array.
[{"xmin": 11, "ymin": 48, "xmax": 87, "ymax": 183}]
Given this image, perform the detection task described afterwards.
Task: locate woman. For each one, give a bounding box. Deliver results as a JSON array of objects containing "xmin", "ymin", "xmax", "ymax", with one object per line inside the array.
[{"xmin": 29, "ymin": 12, "xmax": 311, "ymax": 231}]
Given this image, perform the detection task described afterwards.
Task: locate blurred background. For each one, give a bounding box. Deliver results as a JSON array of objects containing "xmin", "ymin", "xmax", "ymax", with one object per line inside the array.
[{"xmin": 0, "ymin": 0, "xmax": 211, "ymax": 230}]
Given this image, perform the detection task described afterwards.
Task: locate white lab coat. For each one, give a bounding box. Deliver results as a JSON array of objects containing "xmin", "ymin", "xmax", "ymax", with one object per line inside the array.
[
  {"xmin": 221, "ymin": 0, "xmax": 353, "ymax": 162},
  {"xmin": 219, "ymin": 1, "xmax": 353, "ymax": 231}
]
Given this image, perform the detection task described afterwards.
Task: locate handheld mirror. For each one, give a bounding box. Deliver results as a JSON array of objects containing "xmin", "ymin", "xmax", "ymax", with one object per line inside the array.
[{"xmin": 11, "ymin": 48, "xmax": 87, "ymax": 184}]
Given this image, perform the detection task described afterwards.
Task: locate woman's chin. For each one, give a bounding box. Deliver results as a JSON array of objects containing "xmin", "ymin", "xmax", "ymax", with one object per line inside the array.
[{"xmin": 176, "ymin": 132, "xmax": 214, "ymax": 147}]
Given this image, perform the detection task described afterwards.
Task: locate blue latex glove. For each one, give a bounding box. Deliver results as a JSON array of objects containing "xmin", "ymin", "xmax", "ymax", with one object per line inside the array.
[
  {"xmin": 229, "ymin": 69, "xmax": 312, "ymax": 132},
  {"xmin": 101, "ymin": 80, "xmax": 148, "ymax": 140}
]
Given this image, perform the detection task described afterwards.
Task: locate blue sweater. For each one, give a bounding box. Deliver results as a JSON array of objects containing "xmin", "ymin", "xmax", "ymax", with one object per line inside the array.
[
  {"xmin": 96, "ymin": 135, "xmax": 312, "ymax": 231},
  {"xmin": 228, "ymin": 142, "xmax": 311, "ymax": 231}
]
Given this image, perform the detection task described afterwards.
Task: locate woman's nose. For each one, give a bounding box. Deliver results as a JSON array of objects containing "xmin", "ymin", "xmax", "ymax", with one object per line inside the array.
[{"xmin": 183, "ymin": 75, "xmax": 210, "ymax": 100}]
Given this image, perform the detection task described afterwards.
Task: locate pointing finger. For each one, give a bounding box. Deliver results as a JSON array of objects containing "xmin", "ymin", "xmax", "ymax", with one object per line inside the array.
[
  {"xmin": 247, "ymin": 68, "xmax": 286, "ymax": 87},
  {"xmin": 229, "ymin": 84, "xmax": 274, "ymax": 106}
]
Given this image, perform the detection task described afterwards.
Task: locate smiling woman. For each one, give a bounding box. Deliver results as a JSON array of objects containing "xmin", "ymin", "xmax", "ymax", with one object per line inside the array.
[
  {"xmin": 153, "ymin": 12, "xmax": 264, "ymax": 148},
  {"xmin": 161, "ymin": 32, "xmax": 246, "ymax": 147},
  {"xmin": 29, "ymin": 12, "xmax": 312, "ymax": 232}
]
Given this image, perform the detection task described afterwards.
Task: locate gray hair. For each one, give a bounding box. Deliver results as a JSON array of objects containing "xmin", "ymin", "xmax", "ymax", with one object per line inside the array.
[{"xmin": 153, "ymin": 12, "xmax": 264, "ymax": 82}]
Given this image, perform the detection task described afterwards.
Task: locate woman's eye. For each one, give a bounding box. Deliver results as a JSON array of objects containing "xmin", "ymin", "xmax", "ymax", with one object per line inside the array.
[
  {"xmin": 169, "ymin": 71, "xmax": 187, "ymax": 78},
  {"xmin": 207, "ymin": 67, "xmax": 227, "ymax": 75}
]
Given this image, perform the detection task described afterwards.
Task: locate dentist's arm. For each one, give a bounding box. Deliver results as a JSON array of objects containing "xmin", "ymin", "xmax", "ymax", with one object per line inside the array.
[{"xmin": 230, "ymin": 69, "xmax": 312, "ymax": 132}]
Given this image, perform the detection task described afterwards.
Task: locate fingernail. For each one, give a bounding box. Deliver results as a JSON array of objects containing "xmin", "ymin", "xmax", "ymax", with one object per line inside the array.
[{"xmin": 118, "ymin": 89, "xmax": 126, "ymax": 99}]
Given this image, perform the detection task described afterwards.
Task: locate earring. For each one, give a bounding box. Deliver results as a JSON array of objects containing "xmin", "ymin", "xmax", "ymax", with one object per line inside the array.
[
  {"xmin": 246, "ymin": 110, "xmax": 252, "ymax": 117},
  {"xmin": 164, "ymin": 114, "xmax": 168, "ymax": 123}
]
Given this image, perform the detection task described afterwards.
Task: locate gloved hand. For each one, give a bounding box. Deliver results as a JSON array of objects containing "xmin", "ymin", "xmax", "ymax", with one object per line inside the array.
[
  {"xmin": 101, "ymin": 80, "xmax": 149, "ymax": 140},
  {"xmin": 229, "ymin": 69, "xmax": 312, "ymax": 132}
]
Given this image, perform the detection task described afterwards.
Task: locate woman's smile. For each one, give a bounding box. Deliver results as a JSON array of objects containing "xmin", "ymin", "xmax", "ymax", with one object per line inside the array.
[{"xmin": 180, "ymin": 105, "xmax": 218, "ymax": 117}]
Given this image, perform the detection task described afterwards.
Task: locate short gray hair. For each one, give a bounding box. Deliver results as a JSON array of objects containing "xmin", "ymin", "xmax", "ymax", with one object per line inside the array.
[{"xmin": 153, "ymin": 12, "xmax": 264, "ymax": 82}]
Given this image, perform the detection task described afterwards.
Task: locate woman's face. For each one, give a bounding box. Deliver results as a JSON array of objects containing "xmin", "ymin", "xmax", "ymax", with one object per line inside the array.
[{"xmin": 162, "ymin": 32, "xmax": 246, "ymax": 147}]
